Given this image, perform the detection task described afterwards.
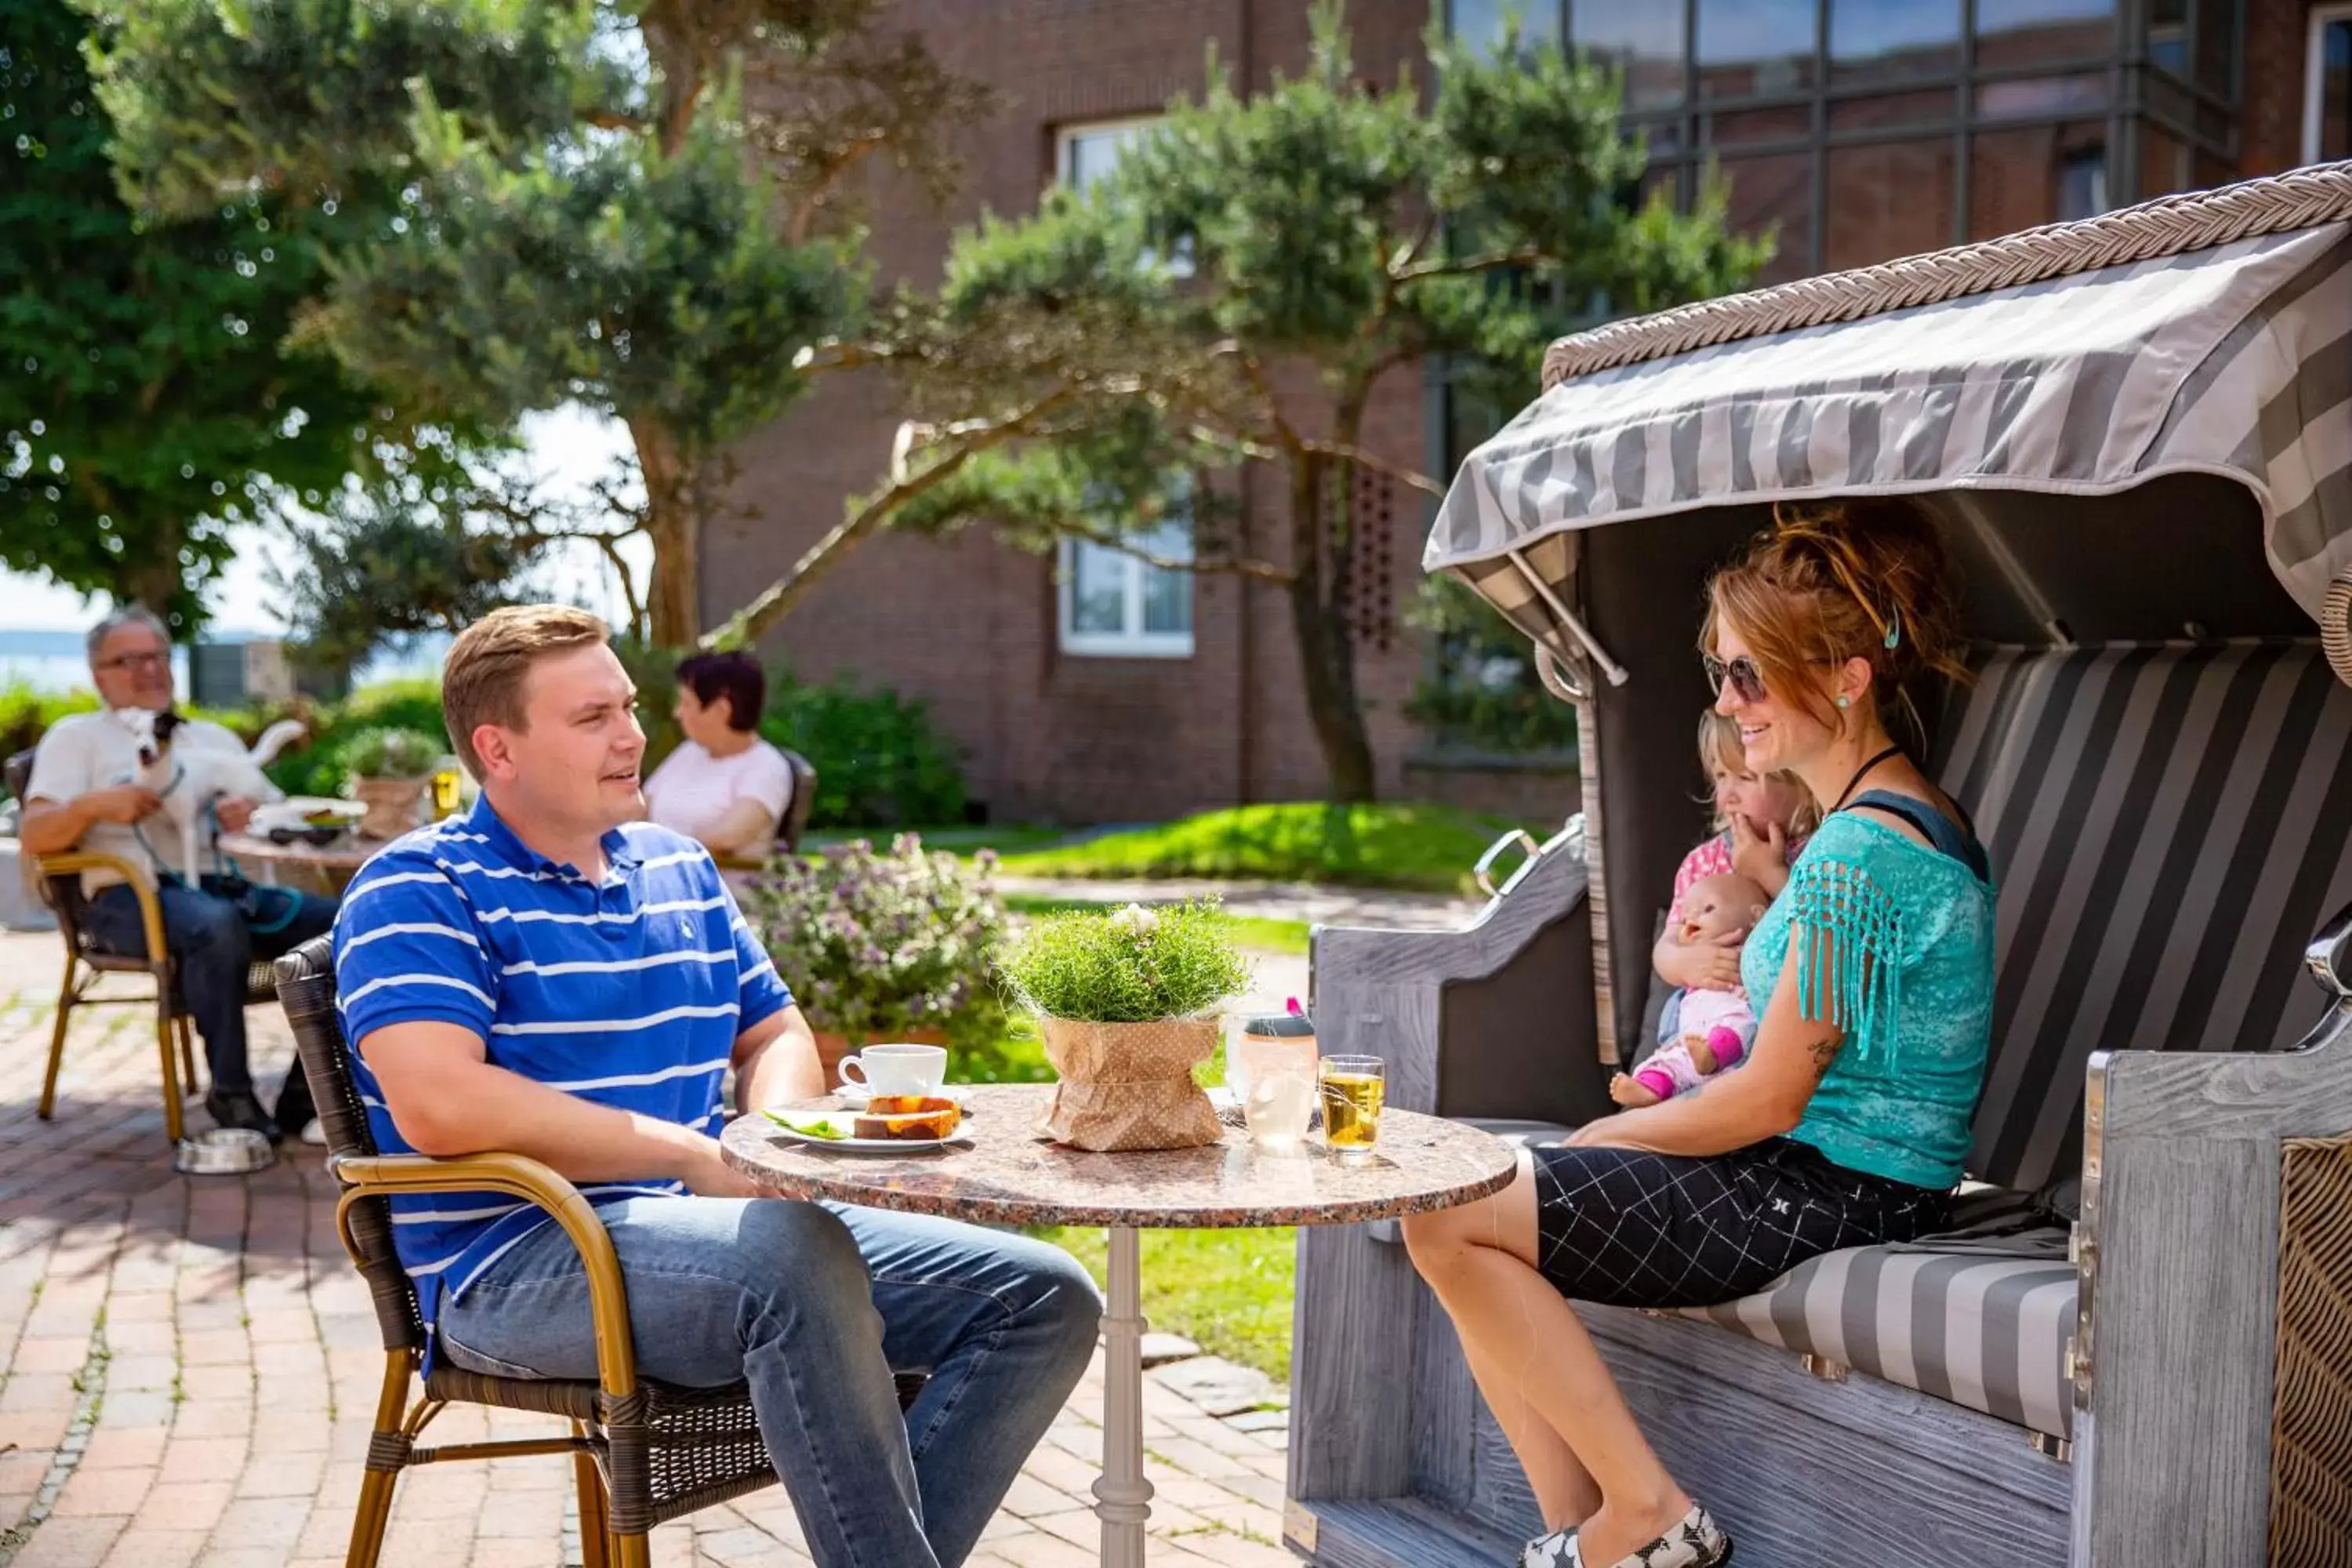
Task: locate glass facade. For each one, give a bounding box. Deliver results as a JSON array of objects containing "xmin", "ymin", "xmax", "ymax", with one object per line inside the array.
[{"xmin": 1448, "ymin": 0, "xmax": 2247, "ymax": 282}]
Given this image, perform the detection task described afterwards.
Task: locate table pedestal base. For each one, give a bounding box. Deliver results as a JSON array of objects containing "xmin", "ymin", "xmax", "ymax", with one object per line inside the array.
[{"xmin": 1094, "ymin": 1225, "xmax": 1152, "ymax": 1566}]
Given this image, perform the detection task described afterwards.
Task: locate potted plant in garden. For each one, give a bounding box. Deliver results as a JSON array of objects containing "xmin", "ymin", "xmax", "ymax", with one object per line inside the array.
[
  {"xmin": 741, "ymin": 834, "xmax": 1007, "ymax": 1083},
  {"xmin": 996, "ymin": 901, "xmax": 1251, "ymax": 1152},
  {"xmin": 343, "ymin": 728, "xmax": 444, "ymax": 840}
]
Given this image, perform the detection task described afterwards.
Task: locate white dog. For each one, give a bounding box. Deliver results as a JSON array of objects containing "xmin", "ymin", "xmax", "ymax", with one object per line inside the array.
[{"xmin": 110, "ymin": 709, "xmax": 308, "ymax": 880}]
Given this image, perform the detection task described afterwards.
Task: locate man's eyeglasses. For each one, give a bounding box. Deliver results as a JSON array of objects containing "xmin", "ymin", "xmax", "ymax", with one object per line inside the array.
[
  {"xmin": 96, "ymin": 652, "xmax": 169, "ymax": 673},
  {"xmin": 1704, "ymin": 653, "xmax": 1768, "ymax": 705}
]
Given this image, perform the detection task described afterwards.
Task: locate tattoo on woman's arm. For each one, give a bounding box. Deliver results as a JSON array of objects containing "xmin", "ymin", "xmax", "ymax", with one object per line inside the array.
[{"xmin": 1806, "ymin": 1035, "xmax": 1843, "ymax": 1078}]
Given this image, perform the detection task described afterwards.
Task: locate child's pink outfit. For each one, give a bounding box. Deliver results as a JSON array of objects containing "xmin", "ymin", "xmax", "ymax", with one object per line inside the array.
[{"xmin": 1633, "ymin": 990, "xmax": 1753, "ymax": 1100}]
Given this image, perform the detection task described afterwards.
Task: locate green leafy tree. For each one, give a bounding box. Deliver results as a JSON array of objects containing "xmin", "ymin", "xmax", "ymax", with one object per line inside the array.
[
  {"xmin": 82, "ymin": 0, "xmax": 985, "ymax": 645},
  {"xmin": 713, "ymin": 5, "xmax": 1763, "ymax": 800},
  {"xmin": 268, "ymin": 472, "xmax": 613, "ymax": 671},
  {"xmin": 0, "ymin": 0, "xmax": 404, "ymax": 636}
]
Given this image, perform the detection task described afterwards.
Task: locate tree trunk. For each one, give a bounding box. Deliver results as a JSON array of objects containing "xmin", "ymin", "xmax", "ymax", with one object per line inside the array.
[
  {"xmin": 630, "ymin": 414, "xmax": 701, "ymax": 648},
  {"xmin": 1287, "ymin": 454, "xmax": 1377, "ymax": 803},
  {"xmin": 116, "ymin": 515, "xmax": 187, "ymax": 637}
]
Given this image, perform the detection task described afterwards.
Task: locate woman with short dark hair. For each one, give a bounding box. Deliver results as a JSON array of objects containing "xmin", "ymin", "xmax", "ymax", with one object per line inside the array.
[{"xmin": 643, "ymin": 652, "xmax": 796, "ymax": 862}]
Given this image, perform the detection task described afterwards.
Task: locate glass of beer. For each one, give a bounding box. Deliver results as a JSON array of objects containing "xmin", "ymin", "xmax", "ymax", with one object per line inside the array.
[
  {"xmin": 1318, "ymin": 1055, "xmax": 1386, "ymax": 1163},
  {"xmin": 429, "ymin": 760, "xmax": 463, "ymax": 820}
]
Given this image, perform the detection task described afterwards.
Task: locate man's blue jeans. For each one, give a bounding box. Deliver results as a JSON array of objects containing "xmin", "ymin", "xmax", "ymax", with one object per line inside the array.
[
  {"xmin": 82, "ymin": 877, "xmax": 337, "ymax": 1108},
  {"xmin": 436, "ymin": 1196, "xmax": 1102, "ymax": 1568}
]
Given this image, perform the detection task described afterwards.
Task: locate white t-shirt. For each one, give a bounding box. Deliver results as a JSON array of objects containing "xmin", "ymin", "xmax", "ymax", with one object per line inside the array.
[
  {"xmin": 26, "ymin": 711, "xmax": 275, "ymax": 893},
  {"xmin": 644, "ymin": 738, "xmax": 795, "ymax": 851}
]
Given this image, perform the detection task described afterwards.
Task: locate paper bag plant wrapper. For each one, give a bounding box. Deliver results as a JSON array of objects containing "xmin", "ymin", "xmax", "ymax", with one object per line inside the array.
[{"xmin": 996, "ymin": 902, "xmax": 1250, "ymax": 1152}]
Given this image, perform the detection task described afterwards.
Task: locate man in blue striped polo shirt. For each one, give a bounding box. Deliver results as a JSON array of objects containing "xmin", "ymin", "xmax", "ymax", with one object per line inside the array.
[{"xmin": 332, "ymin": 606, "xmax": 1099, "ymax": 1568}]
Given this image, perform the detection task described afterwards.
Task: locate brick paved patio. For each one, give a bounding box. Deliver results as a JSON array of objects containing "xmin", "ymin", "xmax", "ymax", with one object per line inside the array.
[{"xmin": 0, "ymin": 931, "xmax": 1297, "ymax": 1567}]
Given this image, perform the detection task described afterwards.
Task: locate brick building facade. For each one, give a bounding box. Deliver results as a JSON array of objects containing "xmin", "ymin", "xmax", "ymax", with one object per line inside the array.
[{"xmin": 706, "ymin": 0, "xmax": 2350, "ymax": 826}]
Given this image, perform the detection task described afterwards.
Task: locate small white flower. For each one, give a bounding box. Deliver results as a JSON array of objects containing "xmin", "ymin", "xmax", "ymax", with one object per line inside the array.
[{"xmin": 1108, "ymin": 903, "xmax": 1160, "ymax": 937}]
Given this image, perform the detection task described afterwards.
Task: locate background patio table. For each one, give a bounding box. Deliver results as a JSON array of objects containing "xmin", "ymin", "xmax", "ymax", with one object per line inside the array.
[
  {"xmin": 720, "ymin": 1080, "xmax": 1515, "ymax": 1567},
  {"xmin": 217, "ymin": 829, "xmax": 386, "ymax": 898}
]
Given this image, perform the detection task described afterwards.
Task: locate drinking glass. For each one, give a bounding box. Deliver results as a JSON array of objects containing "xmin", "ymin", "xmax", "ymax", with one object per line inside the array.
[
  {"xmin": 1318, "ymin": 1055, "xmax": 1386, "ymax": 1163},
  {"xmin": 429, "ymin": 760, "xmax": 463, "ymax": 820}
]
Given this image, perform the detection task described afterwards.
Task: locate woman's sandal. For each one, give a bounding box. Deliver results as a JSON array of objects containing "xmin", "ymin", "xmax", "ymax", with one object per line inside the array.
[
  {"xmin": 1520, "ymin": 1526, "xmax": 1578, "ymax": 1568},
  {"xmin": 1543, "ymin": 1504, "xmax": 1733, "ymax": 1568}
]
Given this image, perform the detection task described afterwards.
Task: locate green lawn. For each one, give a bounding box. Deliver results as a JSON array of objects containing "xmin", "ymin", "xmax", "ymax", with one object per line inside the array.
[
  {"xmin": 803, "ymin": 823, "xmax": 1080, "ymax": 857},
  {"xmin": 1030, "ymin": 1225, "xmax": 1297, "ymax": 1384},
  {"xmin": 995, "ymin": 802, "xmax": 1535, "ymax": 895}
]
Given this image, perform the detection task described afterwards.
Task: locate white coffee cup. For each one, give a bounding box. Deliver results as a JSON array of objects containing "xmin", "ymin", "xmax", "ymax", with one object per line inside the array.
[{"xmin": 837, "ymin": 1044, "xmax": 949, "ymax": 1099}]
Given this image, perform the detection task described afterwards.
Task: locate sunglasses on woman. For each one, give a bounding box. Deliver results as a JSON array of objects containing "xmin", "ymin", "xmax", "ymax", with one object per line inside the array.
[{"xmin": 1704, "ymin": 653, "xmax": 1768, "ymax": 704}]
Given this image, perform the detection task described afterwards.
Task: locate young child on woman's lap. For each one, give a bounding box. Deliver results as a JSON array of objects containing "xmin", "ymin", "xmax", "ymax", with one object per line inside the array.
[
  {"xmin": 1616, "ymin": 711, "xmax": 1818, "ymax": 1108},
  {"xmin": 1612, "ymin": 872, "xmax": 1769, "ymax": 1106}
]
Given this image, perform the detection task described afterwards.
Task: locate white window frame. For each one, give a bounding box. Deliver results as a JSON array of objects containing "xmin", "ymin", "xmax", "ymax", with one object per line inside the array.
[
  {"xmin": 1055, "ymin": 481, "xmax": 1196, "ymax": 659},
  {"xmin": 1052, "ymin": 114, "xmax": 1195, "ymax": 277},
  {"xmin": 2307, "ymin": 5, "xmax": 2352, "ymax": 166},
  {"xmin": 1054, "ymin": 114, "xmax": 1169, "ymax": 191}
]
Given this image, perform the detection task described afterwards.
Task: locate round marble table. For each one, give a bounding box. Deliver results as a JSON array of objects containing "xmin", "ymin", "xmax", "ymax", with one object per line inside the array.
[
  {"xmin": 720, "ymin": 1082, "xmax": 1515, "ymax": 1567},
  {"xmin": 217, "ymin": 829, "xmax": 386, "ymax": 895}
]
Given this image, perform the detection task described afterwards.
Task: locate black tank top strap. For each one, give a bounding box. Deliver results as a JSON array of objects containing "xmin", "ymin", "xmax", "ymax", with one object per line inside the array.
[{"xmin": 1844, "ymin": 789, "xmax": 1991, "ymax": 883}]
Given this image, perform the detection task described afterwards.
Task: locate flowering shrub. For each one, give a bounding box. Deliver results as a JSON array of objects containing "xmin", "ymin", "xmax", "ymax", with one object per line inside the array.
[
  {"xmin": 743, "ymin": 834, "xmax": 1007, "ymax": 1046},
  {"xmin": 995, "ymin": 900, "xmax": 1251, "ymax": 1023}
]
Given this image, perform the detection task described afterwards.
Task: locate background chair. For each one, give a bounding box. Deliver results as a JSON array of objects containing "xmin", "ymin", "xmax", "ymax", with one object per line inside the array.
[
  {"xmin": 715, "ymin": 749, "xmax": 818, "ymax": 874},
  {"xmin": 5, "ymin": 747, "xmax": 274, "ymax": 1142},
  {"xmin": 776, "ymin": 749, "xmax": 816, "ymax": 855},
  {"xmin": 272, "ymin": 935, "xmax": 923, "ymax": 1568}
]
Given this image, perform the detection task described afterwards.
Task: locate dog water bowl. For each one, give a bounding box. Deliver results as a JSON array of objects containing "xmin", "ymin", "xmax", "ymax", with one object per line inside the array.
[{"xmin": 174, "ymin": 1127, "xmax": 274, "ymax": 1177}]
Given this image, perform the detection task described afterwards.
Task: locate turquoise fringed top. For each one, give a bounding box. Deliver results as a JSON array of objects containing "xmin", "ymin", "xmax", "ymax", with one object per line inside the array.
[{"xmin": 1740, "ymin": 811, "xmax": 1996, "ymax": 1191}]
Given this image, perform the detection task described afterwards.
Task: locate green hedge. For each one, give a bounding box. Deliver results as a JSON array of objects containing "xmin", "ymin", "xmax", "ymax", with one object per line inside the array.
[
  {"xmin": 757, "ymin": 677, "xmax": 965, "ymax": 829},
  {"xmin": 264, "ymin": 680, "xmax": 448, "ymax": 799},
  {"xmin": 0, "ymin": 685, "xmax": 100, "ymax": 764}
]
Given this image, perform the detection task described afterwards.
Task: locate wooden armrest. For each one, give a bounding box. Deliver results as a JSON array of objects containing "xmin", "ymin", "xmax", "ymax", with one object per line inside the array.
[
  {"xmin": 34, "ymin": 851, "xmax": 165, "ymax": 956},
  {"xmin": 332, "ymin": 1152, "xmax": 638, "ymax": 1399}
]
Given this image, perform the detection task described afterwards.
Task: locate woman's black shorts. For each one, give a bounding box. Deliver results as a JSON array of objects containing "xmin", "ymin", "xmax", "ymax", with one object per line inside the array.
[{"xmin": 1529, "ymin": 1137, "xmax": 1948, "ymax": 1308}]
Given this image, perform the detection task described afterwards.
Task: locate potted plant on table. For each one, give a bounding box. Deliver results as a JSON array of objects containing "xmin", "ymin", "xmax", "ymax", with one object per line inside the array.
[
  {"xmin": 996, "ymin": 901, "xmax": 1251, "ymax": 1152},
  {"xmin": 343, "ymin": 728, "xmax": 444, "ymax": 840},
  {"xmin": 741, "ymin": 834, "xmax": 1007, "ymax": 1083}
]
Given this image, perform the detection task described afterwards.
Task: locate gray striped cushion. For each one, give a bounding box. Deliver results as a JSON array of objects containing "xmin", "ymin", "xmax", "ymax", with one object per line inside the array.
[
  {"xmin": 1933, "ymin": 642, "xmax": 2352, "ymax": 1193},
  {"xmin": 1686, "ymin": 1238, "xmax": 2078, "ymax": 1439}
]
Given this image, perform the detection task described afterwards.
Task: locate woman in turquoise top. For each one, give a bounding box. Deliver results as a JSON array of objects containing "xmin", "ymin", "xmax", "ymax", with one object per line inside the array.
[{"xmin": 1401, "ymin": 499, "xmax": 1996, "ymax": 1568}]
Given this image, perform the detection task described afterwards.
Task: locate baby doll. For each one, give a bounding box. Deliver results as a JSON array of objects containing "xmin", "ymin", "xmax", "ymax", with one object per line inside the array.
[{"xmin": 1612, "ymin": 871, "xmax": 1770, "ymax": 1108}]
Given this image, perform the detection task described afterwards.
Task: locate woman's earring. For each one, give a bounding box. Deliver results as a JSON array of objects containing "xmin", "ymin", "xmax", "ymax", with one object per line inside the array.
[{"xmin": 1835, "ymin": 695, "xmax": 1851, "ymax": 710}]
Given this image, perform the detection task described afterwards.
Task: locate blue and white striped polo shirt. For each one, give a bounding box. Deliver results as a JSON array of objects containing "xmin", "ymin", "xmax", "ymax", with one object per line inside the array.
[{"xmin": 331, "ymin": 794, "xmax": 792, "ymax": 1348}]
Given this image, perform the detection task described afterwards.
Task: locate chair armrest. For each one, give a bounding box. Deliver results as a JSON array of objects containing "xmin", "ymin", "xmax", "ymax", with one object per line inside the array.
[
  {"xmin": 1310, "ymin": 820, "xmax": 1594, "ymax": 1120},
  {"xmin": 332, "ymin": 1151, "xmax": 639, "ymax": 1401},
  {"xmin": 2066, "ymin": 911, "xmax": 2352, "ymax": 1562},
  {"xmin": 35, "ymin": 851, "xmax": 165, "ymax": 957}
]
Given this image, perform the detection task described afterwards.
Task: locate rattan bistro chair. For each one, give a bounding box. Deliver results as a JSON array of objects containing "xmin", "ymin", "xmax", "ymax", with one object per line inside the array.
[
  {"xmin": 5, "ymin": 747, "xmax": 275, "ymax": 1142},
  {"xmin": 273, "ymin": 935, "xmax": 923, "ymax": 1568}
]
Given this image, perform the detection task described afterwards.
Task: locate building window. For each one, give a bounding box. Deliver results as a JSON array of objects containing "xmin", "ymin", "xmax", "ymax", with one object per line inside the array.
[
  {"xmin": 1439, "ymin": 1, "xmax": 2240, "ymax": 279},
  {"xmin": 2058, "ymin": 145, "xmax": 2109, "ymax": 220},
  {"xmin": 1056, "ymin": 118, "xmax": 1161, "ymax": 192},
  {"xmin": 1054, "ymin": 116, "xmax": 1193, "ymax": 276},
  {"xmin": 1450, "ymin": 0, "xmax": 1564, "ymax": 61},
  {"xmin": 1057, "ymin": 491, "xmax": 1195, "ymax": 659},
  {"xmin": 2310, "ymin": 6, "xmax": 2352, "ymax": 165}
]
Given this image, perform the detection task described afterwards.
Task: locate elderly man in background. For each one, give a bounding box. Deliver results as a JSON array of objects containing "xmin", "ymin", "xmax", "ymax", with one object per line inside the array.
[{"xmin": 19, "ymin": 608, "xmax": 336, "ymax": 1140}]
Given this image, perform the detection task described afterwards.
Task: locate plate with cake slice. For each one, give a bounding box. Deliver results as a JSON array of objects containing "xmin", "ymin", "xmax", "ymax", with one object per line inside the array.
[{"xmin": 764, "ymin": 1094, "xmax": 967, "ymax": 1152}]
